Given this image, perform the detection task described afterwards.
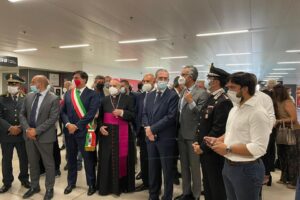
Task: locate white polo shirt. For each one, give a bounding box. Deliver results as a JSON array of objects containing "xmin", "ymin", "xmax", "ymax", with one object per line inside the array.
[{"xmin": 224, "ymin": 96, "xmax": 271, "ymax": 162}]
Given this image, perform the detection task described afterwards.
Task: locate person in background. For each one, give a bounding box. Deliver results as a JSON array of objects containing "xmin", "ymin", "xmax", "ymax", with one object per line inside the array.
[
  {"xmin": 97, "ymin": 79, "xmax": 136, "ymax": 195},
  {"xmin": 196, "ymin": 80, "xmax": 206, "ymax": 90},
  {"xmin": 19, "ymin": 75, "xmax": 60, "ymax": 200},
  {"xmin": 94, "ymin": 75, "xmax": 106, "ymax": 101},
  {"xmin": 172, "ymin": 76, "xmax": 185, "ymax": 185},
  {"xmin": 287, "ymin": 88, "xmax": 295, "ymax": 104},
  {"xmin": 266, "ymin": 80, "xmax": 277, "ymax": 91},
  {"xmin": 0, "ymin": 74, "xmax": 30, "ymax": 193},
  {"xmin": 175, "ymin": 65, "xmax": 209, "ymax": 200},
  {"xmin": 61, "ymin": 71, "xmax": 99, "ymax": 196},
  {"xmin": 206, "ymin": 72, "xmax": 270, "ymax": 200},
  {"xmin": 135, "ymin": 73, "xmax": 156, "ymax": 191},
  {"xmin": 193, "ymin": 65, "xmax": 232, "ymax": 200},
  {"xmin": 143, "ymin": 69, "xmax": 179, "ymax": 200},
  {"xmin": 137, "ymin": 81, "xmax": 143, "ymax": 93},
  {"xmin": 273, "ymin": 84, "xmax": 299, "ymax": 189},
  {"xmin": 104, "ymin": 76, "xmax": 112, "ymax": 96}
]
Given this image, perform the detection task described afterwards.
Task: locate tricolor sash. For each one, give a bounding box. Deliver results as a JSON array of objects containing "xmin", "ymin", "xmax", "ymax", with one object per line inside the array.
[{"xmin": 71, "ymin": 89, "xmax": 96, "ymax": 151}]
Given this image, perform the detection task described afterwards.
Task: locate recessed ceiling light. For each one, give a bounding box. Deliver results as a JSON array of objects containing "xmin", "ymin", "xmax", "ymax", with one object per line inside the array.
[
  {"xmin": 272, "ymin": 68, "xmax": 296, "ymax": 71},
  {"xmin": 285, "ymin": 50, "xmax": 300, "ymax": 53},
  {"xmin": 59, "ymin": 44, "xmax": 90, "ymax": 49},
  {"xmin": 161, "ymin": 56, "xmax": 188, "ymax": 60},
  {"xmin": 196, "ymin": 29, "xmax": 249, "ymax": 37},
  {"xmin": 226, "ymin": 63, "xmax": 251, "ymax": 66},
  {"xmin": 269, "ymin": 72, "xmax": 288, "ymax": 75},
  {"xmin": 119, "ymin": 38, "xmax": 157, "ymax": 44},
  {"xmin": 194, "ymin": 65, "xmax": 205, "ymax": 67},
  {"xmin": 216, "ymin": 52, "xmax": 251, "ymax": 56},
  {"xmin": 8, "ymin": 0, "xmax": 23, "ymax": 2},
  {"xmin": 13, "ymin": 48, "xmax": 38, "ymax": 52},
  {"xmin": 115, "ymin": 58, "xmax": 138, "ymax": 62},
  {"xmin": 265, "ymin": 75, "xmax": 283, "ymax": 78},
  {"xmin": 277, "ymin": 61, "xmax": 300, "ymax": 64}
]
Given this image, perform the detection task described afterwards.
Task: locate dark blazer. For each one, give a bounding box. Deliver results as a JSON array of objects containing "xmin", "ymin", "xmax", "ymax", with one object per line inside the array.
[
  {"xmin": 0, "ymin": 93, "xmax": 25, "ymax": 143},
  {"xmin": 135, "ymin": 92, "xmax": 146, "ymax": 137},
  {"xmin": 196, "ymin": 91, "xmax": 233, "ymax": 153},
  {"xmin": 61, "ymin": 87, "xmax": 100, "ymax": 138},
  {"xmin": 19, "ymin": 91, "xmax": 60, "ymax": 143},
  {"xmin": 142, "ymin": 88, "xmax": 179, "ymax": 140}
]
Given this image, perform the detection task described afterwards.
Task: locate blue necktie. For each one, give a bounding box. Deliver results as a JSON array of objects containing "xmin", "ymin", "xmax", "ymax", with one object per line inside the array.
[
  {"xmin": 29, "ymin": 93, "xmax": 41, "ymax": 128},
  {"xmin": 154, "ymin": 91, "xmax": 162, "ymax": 104}
]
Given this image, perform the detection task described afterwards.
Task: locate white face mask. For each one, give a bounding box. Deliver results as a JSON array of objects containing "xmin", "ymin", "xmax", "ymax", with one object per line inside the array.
[
  {"xmin": 120, "ymin": 87, "xmax": 126, "ymax": 94},
  {"xmin": 63, "ymin": 88, "xmax": 67, "ymax": 93},
  {"xmin": 109, "ymin": 86, "xmax": 119, "ymax": 96},
  {"xmin": 178, "ymin": 76, "xmax": 186, "ymax": 85},
  {"xmin": 142, "ymin": 83, "xmax": 152, "ymax": 92},
  {"xmin": 227, "ymin": 90, "xmax": 241, "ymax": 105},
  {"xmin": 7, "ymin": 86, "xmax": 19, "ymax": 95}
]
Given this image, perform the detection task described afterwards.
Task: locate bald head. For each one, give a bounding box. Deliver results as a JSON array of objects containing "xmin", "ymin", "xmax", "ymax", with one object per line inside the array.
[
  {"xmin": 31, "ymin": 75, "xmax": 49, "ymax": 91},
  {"xmin": 143, "ymin": 73, "xmax": 155, "ymax": 85},
  {"xmin": 109, "ymin": 79, "xmax": 121, "ymax": 89}
]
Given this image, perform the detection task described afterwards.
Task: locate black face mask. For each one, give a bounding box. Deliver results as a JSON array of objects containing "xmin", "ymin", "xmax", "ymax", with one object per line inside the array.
[{"xmin": 96, "ymin": 83, "xmax": 104, "ymax": 91}]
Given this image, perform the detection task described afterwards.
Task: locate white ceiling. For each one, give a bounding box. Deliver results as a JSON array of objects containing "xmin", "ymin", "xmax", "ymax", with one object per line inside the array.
[{"xmin": 1, "ymin": 0, "xmax": 300, "ymax": 81}]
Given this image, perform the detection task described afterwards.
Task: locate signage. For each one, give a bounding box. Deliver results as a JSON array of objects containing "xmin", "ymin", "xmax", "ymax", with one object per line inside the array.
[{"xmin": 0, "ymin": 56, "xmax": 18, "ymax": 67}]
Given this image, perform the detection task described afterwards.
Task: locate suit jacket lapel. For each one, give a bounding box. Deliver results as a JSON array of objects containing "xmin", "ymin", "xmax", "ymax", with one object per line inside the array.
[{"xmin": 153, "ymin": 89, "xmax": 169, "ymax": 116}]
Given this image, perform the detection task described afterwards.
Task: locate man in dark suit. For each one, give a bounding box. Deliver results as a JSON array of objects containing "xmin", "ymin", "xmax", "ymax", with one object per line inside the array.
[
  {"xmin": 176, "ymin": 66, "xmax": 209, "ymax": 200},
  {"xmin": 19, "ymin": 75, "xmax": 60, "ymax": 200},
  {"xmin": 143, "ymin": 69, "xmax": 179, "ymax": 200},
  {"xmin": 135, "ymin": 73, "xmax": 156, "ymax": 191},
  {"xmin": 61, "ymin": 71, "xmax": 100, "ymax": 196},
  {"xmin": 0, "ymin": 74, "xmax": 30, "ymax": 193},
  {"xmin": 193, "ymin": 64, "xmax": 233, "ymax": 200}
]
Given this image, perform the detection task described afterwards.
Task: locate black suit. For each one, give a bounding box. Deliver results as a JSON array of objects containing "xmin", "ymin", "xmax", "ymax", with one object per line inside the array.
[
  {"xmin": 195, "ymin": 89, "xmax": 233, "ymax": 200},
  {"xmin": 135, "ymin": 92, "xmax": 149, "ymax": 186},
  {"xmin": 0, "ymin": 93, "xmax": 29, "ymax": 186},
  {"xmin": 143, "ymin": 88, "xmax": 179, "ymax": 200}
]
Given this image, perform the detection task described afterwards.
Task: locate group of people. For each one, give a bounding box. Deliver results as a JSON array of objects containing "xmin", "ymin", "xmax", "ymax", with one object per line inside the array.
[{"xmin": 0, "ymin": 64, "xmax": 299, "ymax": 200}]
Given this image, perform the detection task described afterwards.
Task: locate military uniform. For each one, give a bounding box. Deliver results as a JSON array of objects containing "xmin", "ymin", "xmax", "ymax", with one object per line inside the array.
[
  {"xmin": 0, "ymin": 74, "xmax": 30, "ymax": 193},
  {"xmin": 195, "ymin": 65, "xmax": 233, "ymax": 200}
]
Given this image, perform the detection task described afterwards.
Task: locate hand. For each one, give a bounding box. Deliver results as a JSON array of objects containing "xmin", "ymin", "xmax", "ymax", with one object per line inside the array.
[
  {"xmin": 192, "ymin": 142, "xmax": 203, "ymax": 155},
  {"xmin": 67, "ymin": 124, "xmax": 78, "ymax": 134},
  {"xmin": 204, "ymin": 136, "xmax": 218, "ymax": 148},
  {"xmin": 100, "ymin": 126, "xmax": 109, "ymax": 136},
  {"xmin": 145, "ymin": 127, "xmax": 155, "ymax": 141},
  {"xmin": 184, "ymin": 92, "xmax": 193, "ymax": 104},
  {"xmin": 211, "ymin": 142, "xmax": 227, "ymax": 156},
  {"xmin": 112, "ymin": 109, "xmax": 123, "ymax": 117},
  {"xmin": 8, "ymin": 126, "xmax": 22, "ymax": 136},
  {"xmin": 26, "ymin": 128, "xmax": 37, "ymax": 140}
]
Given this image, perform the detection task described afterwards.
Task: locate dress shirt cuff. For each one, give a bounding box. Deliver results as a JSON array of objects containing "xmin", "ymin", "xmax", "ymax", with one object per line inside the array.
[
  {"xmin": 188, "ymin": 101, "xmax": 196, "ymax": 110},
  {"xmin": 65, "ymin": 122, "xmax": 71, "ymax": 128},
  {"xmin": 246, "ymin": 143, "xmax": 266, "ymax": 157}
]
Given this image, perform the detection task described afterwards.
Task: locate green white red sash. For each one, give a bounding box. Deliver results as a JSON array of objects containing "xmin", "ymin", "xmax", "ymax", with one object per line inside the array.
[{"xmin": 71, "ymin": 88, "xmax": 96, "ymax": 151}]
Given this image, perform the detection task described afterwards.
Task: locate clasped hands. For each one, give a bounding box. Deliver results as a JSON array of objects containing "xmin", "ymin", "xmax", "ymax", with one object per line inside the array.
[
  {"xmin": 26, "ymin": 128, "xmax": 37, "ymax": 140},
  {"xmin": 145, "ymin": 127, "xmax": 155, "ymax": 141},
  {"xmin": 67, "ymin": 124, "xmax": 78, "ymax": 134},
  {"xmin": 192, "ymin": 136, "xmax": 228, "ymax": 156},
  {"xmin": 8, "ymin": 125, "xmax": 22, "ymax": 136}
]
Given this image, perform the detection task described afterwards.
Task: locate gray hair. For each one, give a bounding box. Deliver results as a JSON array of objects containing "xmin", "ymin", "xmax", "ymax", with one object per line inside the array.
[
  {"xmin": 183, "ymin": 65, "xmax": 198, "ymax": 81},
  {"xmin": 155, "ymin": 69, "xmax": 169, "ymax": 78}
]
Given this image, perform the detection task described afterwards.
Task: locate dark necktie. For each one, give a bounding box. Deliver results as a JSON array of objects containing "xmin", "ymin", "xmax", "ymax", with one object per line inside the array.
[
  {"xmin": 29, "ymin": 93, "xmax": 41, "ymax": 128},
  {"xmin": 13, "ymin": 95, "xmax": 17, "ymax": 102},
  {"xmin": 155, "ymin": 91, "xmax": 162, "ymax": 104}
]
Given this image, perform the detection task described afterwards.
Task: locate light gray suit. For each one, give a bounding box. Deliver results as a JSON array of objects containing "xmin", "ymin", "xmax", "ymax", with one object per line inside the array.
[
  {"xmin": 178, "ymin": 86, "xmax": 209, "ymax": 198},
  {"xmin": 19, "ymin": 91, "xmax": 60, "ymax": 190}
]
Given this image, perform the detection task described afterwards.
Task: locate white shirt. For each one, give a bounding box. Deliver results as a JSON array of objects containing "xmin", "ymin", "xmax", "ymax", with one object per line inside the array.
[
  {"xmin": 180, "ymin": 84, "xmax": 196, "ymax": 112},
  {"xmin": 255, "ymin": 90, "xmax": 276, "ymax": 130},
  {"xmin": 34, "ymin": 89, "xmax": 48, "ymax": 121},
  {"xmin": 224, "ymin": 96, "xmax": 271, "ymax": 162},
  {"xmin": 78, "ymin": 86, "xmax": 86, "ymax": 96}
]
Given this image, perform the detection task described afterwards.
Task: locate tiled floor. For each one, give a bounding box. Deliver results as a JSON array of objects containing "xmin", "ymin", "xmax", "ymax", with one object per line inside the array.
[{"xmin": 0, "ymin": 135, "xmax": 296, "ymax": 200}]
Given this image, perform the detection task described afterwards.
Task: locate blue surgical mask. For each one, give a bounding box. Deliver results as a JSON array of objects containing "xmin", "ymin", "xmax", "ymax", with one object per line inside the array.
[
  {"xmin": 157, "ymin": 81, "xmax": 168, "ymax": 91},
  {"xmin": 30, "ymin": 85, "xmax": 40, "ymax": 93}
]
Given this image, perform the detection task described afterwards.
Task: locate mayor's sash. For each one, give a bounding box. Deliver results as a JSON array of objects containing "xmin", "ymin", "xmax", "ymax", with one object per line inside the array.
[{"xmin": 71, "ymin": 89, "xmax": 96, "ymax": 151}]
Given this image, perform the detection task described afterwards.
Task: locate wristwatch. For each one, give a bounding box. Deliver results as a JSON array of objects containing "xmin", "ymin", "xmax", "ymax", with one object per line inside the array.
[{"xmin": 226, "ymin": 145, "xmax": 232, "ymax": 154}]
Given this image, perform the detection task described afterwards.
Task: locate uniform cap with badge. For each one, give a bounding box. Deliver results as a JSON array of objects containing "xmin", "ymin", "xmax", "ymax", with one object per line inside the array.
[
  {"xmin": 207, "ymin": 63, "xmax": 230, "ymax": 87},
  {"xmin": 5, "ymin": 74, "xmax": 25, "ymax": 95}
]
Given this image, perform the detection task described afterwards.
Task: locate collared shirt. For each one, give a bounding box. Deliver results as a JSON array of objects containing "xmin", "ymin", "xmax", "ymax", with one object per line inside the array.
[
  {"xmin": 180, "ymin": 84, "xmax": 196, "ymax": 112},
  {"xmin": 33, "ymin": 89, "xmax": 48, "ymax": 121},
  {"xmin": 78, "ymin": 86, "xmax": 86, "ymax": 96},
  {"xmin": 254, "ymin": 90, "xmax": 276, "ymax": 130},
  {"xmin": 211, "ymin": 88, "xmax": 224, "ymax": 96},
  {"xmin": 224, "ymin": 96, "xmax": 270, "ymax": 162}
]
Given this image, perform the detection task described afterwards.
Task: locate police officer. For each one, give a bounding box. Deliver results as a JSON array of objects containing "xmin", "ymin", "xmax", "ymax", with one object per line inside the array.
[
  {"xmin": 0, "ymin": 74, "xmax": 30, "ymax": 193},
  {"xmin": 192, "ymin": 64, "xmax": 233, "ymax": 200}
]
